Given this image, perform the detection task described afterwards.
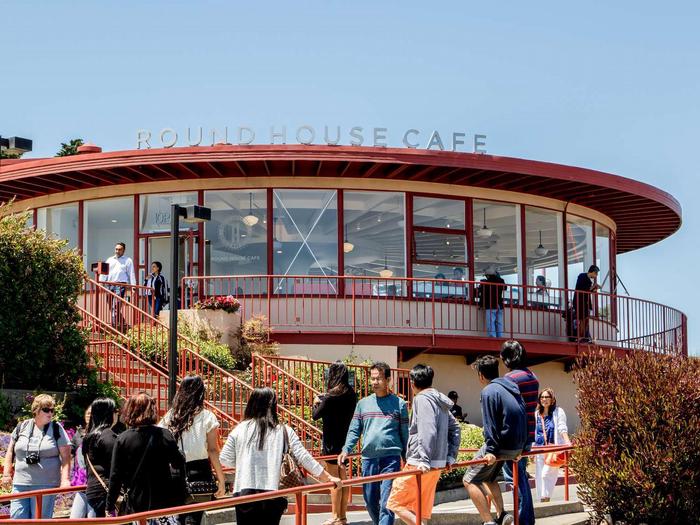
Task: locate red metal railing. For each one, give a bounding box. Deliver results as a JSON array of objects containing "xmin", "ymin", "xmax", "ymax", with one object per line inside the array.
[
  {"xmin": 254, "ymin": 354, "xmax": 414, "ymax": 406},
  {"xmin": 182, "ymin": 274, "xmax": 687, "ymax": 355},
  {"xmin": 80, "ymin": 278, "xmax": 323, "ymax": 450},
  {"xmin": 0, "ymin": 444, "xmax": 575, "ymax": 525}
]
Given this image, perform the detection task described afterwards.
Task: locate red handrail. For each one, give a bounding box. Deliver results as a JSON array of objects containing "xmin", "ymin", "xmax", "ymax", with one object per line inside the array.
[
  {"xmin": 0, "ymin": 444, "xmax": 576, "ymax": 525},
  {"xmin": 181, "ymin": 274, "xmax": 687, "ymax": 356}
]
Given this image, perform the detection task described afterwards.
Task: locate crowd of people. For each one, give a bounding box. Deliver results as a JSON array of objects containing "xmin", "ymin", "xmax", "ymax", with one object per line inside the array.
[{"xmin": 1, "ymin": 340, "xmax": 570, "ymax": 525}]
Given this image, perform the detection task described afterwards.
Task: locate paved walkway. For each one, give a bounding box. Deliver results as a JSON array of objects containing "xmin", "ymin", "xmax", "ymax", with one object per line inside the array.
[{"xmin": 206, "ymin": 483, "xmax": 586, "ymax": 524}]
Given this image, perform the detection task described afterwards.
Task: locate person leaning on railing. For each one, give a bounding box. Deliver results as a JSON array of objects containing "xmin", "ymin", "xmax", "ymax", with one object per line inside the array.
[
  {"xmin": 159, "ymin": 376, "xmax": 227, "ymax": 525},
  {"xmin": 219, "ymin": 387, "xmax": 341, "ymax": 525},
  {"xmin": 312, "ymin": 361, "xmax": 357, "ymax": 525},
  {"xmin": 1, "ymin": 394, "xmax": 72, "ymax": 519}
]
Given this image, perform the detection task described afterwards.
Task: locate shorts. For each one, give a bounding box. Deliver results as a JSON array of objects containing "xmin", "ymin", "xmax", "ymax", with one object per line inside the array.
[
  {"xmin": 462, "ymin": 444, "xmax": 521, "ymax": 485},
  {"xmin": 386, "ymin": 464, "xmax": 442, "ymax": 519}
]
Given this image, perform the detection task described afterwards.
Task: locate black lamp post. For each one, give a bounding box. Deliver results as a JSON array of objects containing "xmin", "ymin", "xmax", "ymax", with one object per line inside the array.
[{"xmin": 168, "ymin": 203, "xmax": 211, "ymax": 404}]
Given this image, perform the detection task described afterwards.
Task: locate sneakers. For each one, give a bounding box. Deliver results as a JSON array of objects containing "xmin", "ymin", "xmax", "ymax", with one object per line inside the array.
[{"xmin": 496, "ymin": 511, "xmax": 514, "ymax": 525}]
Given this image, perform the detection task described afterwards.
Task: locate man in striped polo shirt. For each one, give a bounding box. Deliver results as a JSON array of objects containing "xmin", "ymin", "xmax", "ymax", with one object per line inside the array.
[
  {"xmin": 501, "ymin": 340, "xmax": 539, "ymax": 525},
  {"xmin": 339, "ymin": 362, "xmax": 409, "ymax": 525}
]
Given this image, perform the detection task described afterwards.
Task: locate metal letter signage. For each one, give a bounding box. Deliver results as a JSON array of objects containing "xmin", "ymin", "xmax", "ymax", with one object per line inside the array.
[{"xmin": 137, "ymin": 125, "xmax": 487, "ymax": 153}]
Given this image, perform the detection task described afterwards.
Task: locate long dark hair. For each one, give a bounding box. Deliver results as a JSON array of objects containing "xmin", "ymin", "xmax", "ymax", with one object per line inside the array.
[
  {"xmin": 243, "ymin": 387, "xmax": 280, "ymax": 450},
  {"xmin": 326, "ymin": 361, "xmax": 352, "ymax": 396},
  {"xmin": 168, "ymin": 375, "xmax": 206, "ymax": 440},
  {"xmin": 536, "ymin": 387, "xmax": 558, "ymax": 416},
  {"xmin": 83, "ymin": 398, "xmax": 116, "ymax": 454}
]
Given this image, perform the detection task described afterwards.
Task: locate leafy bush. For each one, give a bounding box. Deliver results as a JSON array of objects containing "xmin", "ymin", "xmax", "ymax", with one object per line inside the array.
[
  {"xmin": 236, "ymin": 315, "xmax": 279, "ymax": 368},
  {"xmin": 125, "ymin": 324, "xmax": 168, "ymax": 364},
  {"xmin": 197, "ymin": 338, "xmax": 236, "ymax": 371},
  {"xmin": 65, "ymin": 370, "xmax": 122, "ymax": 425},
  {"xmin": 0, "ymin": 392, "xmax": 12, "ymax": 431},
  {"xmin": 438, "ymin": 422, "xmax": 485, "ymax": 488},
  {"xmin": 572, "ymin": 349, "xmax": 700, "ymax": 524},
  {"xmin": 0, "ymin": 203, "xmax": 89, "ymax": 389}
]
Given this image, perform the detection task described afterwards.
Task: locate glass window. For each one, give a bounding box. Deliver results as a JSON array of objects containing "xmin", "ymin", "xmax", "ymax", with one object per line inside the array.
[
  {"xmin": 84, "ymin": 197, "xmax": 135, "ymax": 273},
  {"xmin": 25, "ymin": 211, "xmax": 34, "ymax": 229},
  {"xmin": 566, "ymin": 215, "xmax": 593, "ymax": 289},
  {"xmin": 204, "ymin": 190, "xmax": 267, "ymax": 293},
  {"xmin": 595, "ymin": 224, "xmax": 611, "ymax": 292},
  {"xmin": 473, "ymin": 200, "xmax": 521, "ymax": 284},
  {"xmin": 525, "ymin": 206, "xmax": 564, "ymax": 308},
  {"xmin": 139, "ymin": 192, "xmax": 197, "ymax": 234},
  {"xmin": 37, "ymin": 203, "xmax": 79, "ymax": 250},
  {"xmin": 413, "ymin": 196, "xmax": 465, "ymax": 229},
  {"xmin": 343, "ymin": 191, "xmax": 405, "ymax": 278},
  {"xmin": 273, "ymin": 189, "xmax": 338, "ymax": 291},
  {"xmin": 414, "ymin": 231, "xmax": 466, "ymax": 263}
]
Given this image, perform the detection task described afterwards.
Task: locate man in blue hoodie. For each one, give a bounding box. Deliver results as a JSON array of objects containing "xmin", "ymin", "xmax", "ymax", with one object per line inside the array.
[
  {"xmin": 387, "ymin": 364, "xmax": 461, "ymax": 525},
  {"xmin": 463, "ymin": 355, "xmax": 528, "ymax": 525}
]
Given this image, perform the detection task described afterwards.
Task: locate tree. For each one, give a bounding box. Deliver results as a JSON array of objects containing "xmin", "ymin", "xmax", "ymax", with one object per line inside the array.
[
  {"xmin": 0, "ymin": 201, "xmax": 89, "ymax": 389},
  {"xmin": 0, "ymin": 150, "xmax": 21, "ymax": 159},
  {"xmin": 55, "ymin": 138, "xmax": 84, "ymax": 157}
]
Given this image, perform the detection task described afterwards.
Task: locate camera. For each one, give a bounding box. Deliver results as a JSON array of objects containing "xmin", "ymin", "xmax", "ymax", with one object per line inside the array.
[{"xmin": 25, "ymin": 452, "xmax": 40, "ymax": 465}]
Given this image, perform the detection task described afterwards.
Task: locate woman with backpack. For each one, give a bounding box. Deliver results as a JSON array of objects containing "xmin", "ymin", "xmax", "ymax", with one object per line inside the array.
[
  {"xmin": 82, "ymin": 398, "xmax": 118, "ymax": 518},
  {"xmin": 145, "ymin": 261, "xmax": 169, "ymax": 317},
  {"xmin": 220, "ymin": 387, "xmax": 341, "ymax": 525},
  {"xmin": 160, "ymin": 376, "xmax": 227, "ymax": 525},
  {"xmin": 1, "ymin": 394, "xmax": 72, "ymax": 519}
]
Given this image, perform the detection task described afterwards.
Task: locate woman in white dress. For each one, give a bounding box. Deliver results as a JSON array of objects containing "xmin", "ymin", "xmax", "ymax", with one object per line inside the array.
[{"xmin": 534, "ymin": 387, "xmax": 571, "ymax": 502}]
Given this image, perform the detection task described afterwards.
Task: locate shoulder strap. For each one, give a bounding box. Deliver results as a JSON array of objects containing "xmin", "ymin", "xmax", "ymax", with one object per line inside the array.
[
  {"xmin": 86, "ymin": 452, "xmax": 108, "ymax": 492},
  {"xmin": 129, "ymin": 434, "xmax": 154, "ymax": 488},
  {"xmin": 540, "ymin": 413, "xmax": 548, "ymax": 446}
]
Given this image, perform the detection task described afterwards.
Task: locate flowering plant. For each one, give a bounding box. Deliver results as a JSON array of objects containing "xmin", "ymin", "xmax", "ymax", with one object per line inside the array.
[{"xmin": 194, "ymin": 295, "xmax": 241, "ymax": 314}]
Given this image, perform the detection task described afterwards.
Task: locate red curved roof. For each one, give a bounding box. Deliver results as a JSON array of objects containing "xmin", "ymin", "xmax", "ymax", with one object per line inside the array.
[{"xmin": 0, "ymin": 145, "xmax": 681, "ymax": 253}]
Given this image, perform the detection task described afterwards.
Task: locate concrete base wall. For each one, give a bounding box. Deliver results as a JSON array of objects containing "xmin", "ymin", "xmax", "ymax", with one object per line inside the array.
[
  {"xmin": 278, "ymin": 344, "xmax": 398, "ymax": 368},
  {"xmin": 398, "ymin": 354, "xmax": 580, "ymax": 432}
]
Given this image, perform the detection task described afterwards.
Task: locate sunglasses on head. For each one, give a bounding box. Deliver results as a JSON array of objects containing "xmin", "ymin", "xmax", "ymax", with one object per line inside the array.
[{"xmin": 40, "ymin": 407, "xmax": 55, "ymax": 414}]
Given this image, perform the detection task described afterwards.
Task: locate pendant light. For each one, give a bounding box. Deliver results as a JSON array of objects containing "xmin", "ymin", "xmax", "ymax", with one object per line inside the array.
[
  {"xmin": 343, "ymin": 224, "xmax": 354, "ymax": 253},
  {"xmin": 476, "ymin": 208, "xmax": 493, "ymax": 238},
  {"xmin": 242, "ymin": 193, "xmax": 259, "ymax": 227},
  {"xmin": 379, "ymin": 255, "xmax": 393, "ymax": 278},
  {"xmin": 534, "ymin": 230, "xmax": 548, "ymax": 256}
]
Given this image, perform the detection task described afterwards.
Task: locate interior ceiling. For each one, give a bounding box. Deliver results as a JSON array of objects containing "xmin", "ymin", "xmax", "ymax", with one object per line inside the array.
[{"xmin": 0, "ymin": 145, "xmax": 681, "ymax": 254}]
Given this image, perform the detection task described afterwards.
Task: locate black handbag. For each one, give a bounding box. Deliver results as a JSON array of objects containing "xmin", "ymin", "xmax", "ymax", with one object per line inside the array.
[{"xmin": 179, "ymin": 438, "xmax": 218, "ymax": 497}]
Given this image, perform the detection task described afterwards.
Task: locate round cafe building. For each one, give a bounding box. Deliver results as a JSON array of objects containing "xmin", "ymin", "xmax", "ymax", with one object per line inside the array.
[{"xmin": 0, "ymin": 143, "xmax": 685, "ymax": 428}]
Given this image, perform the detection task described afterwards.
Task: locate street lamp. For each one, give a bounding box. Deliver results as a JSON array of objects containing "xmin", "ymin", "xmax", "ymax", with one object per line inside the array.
[{"xmin": 168, "ymin": 203, "xmax": 211, "ymax": 404}]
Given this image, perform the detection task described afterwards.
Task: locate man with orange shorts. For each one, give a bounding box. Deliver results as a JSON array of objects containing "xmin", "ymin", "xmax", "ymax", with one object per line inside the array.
[{"xmin": 387, "ymin": 365, "xmax": 461, "ymax": 525}]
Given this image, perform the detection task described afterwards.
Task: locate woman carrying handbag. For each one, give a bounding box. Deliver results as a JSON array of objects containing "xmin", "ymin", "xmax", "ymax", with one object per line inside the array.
[
  {"xmin": 160, "ymin": 376, "xmax": 227, "ymax": 525},
  {"xmin": 534, "ymin": 388, "xmax": 571, "ymax": 502},
  {"xmin": 220, "ymin": 387, "xmax": 341, "ymax": 525}
]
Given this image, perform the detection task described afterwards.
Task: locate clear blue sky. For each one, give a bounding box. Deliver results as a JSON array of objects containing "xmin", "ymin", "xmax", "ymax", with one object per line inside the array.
[{"xmin": 2, "ymin": 1, "xmax": 698, "ymax": 354}]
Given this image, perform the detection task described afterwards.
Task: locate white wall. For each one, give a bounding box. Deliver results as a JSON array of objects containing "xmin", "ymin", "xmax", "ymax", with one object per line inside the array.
[{"xmin": 279, "ymin": 344, "xmax": 398, "ymax": 368}]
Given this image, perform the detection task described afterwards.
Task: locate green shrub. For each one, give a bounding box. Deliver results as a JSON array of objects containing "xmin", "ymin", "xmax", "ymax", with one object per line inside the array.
[
  {"xmin": 197, "ymin": 339, "xmax": 236, "ymax": 371},
  {"xmin": 125, "ymin": 324, "xmax": 168, "ymax": 364},
  {"xmin": 572, "ymin": 349, "xmax": 700, "ymax": 524},
  {"xmin": 0, "ymin": 203, "xmax": 88, "ymax": 389},
  {"xmin": 0, "ymin": 392, "xmax": 12, "ymax": 431},
  {"xmin": 438, "ymin": 422, "xmax": 485, "ymax": 488},
  {"xmin": 65, "ymin": 370, "xmax": 122, "ymax": 425}
]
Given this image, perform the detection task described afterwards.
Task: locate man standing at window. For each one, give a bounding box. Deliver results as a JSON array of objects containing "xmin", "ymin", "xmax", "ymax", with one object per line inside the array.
[
  {"xmin": 479, "ymin": 266, "xmax": 506, "ymax": 338},
  {"xmin": 102, "ymin": 242, "xmax": 136, "ymax": 329},
  {"xmin": 339, "ymin": 362, "xmax": 409, "ymax": 525},
  {"xmin": 574, "ymin": 265, "xmax": 600, "ymax": 343}
]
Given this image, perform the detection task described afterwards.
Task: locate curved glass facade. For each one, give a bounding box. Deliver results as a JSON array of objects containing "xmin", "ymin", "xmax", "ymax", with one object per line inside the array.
[{"xmin": 32, "ymin": 188, "xmax": 614, "ymax": 294}]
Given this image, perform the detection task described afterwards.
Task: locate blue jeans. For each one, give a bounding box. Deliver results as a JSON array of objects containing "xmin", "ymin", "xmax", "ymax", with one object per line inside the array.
[
  {"xmin": 361, "ymin": 456, "xmax": 401, "ymax": 525},
  {"xmin": 70, "ymin": 491, "xmax": 96, "ymax": 519},
  {"xmin": 10, "ymin": 484, "xmax": 58, "ymax": 519},
  {"xmin": 503, "ymin": 457, "xmax": 535, "ymax": 525},
  {"xmin": 486, "ymin": 308, "xmax": 503, "ymax": 337}
]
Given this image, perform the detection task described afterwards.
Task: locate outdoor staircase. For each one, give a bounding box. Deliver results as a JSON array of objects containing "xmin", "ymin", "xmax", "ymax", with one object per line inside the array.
[{"xmin": 80, "ymin": 277, "xmax": 323, "ymax": 450}]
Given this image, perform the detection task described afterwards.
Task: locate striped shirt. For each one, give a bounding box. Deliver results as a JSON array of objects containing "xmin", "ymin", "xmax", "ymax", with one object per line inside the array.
[
  {"xmin": 342, "ymin": 393, "xmax": 409, "ymax": 459},
  {"xmin": 505, "ymin": 368, "xmax": 539, "ymax": 443}
]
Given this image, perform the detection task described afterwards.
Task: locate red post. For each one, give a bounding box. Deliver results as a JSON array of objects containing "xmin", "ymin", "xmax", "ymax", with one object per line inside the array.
[
  {"xmin": 415, "ymin": 471, "xmax": 423, "ymax": 525},
  {"xmin": 564, "ymin": 451, "xmax": 570, "ymax": 501},
  {"xmin": 35, "ymin": 494, "xmax": 42, "ymax": 518},
  {"xmin": 512, "ymin": 459, "xmax": 519, "ymax": 525},
  {"xmin": 295, "ymin": 492, "xmax": 302, "ymax": 525}
]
